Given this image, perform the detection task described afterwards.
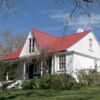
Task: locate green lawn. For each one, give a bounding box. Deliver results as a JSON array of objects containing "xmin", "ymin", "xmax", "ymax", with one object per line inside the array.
[{"xmin": 0, "ymin": 87, "xmax": 100, "ymax": 100}]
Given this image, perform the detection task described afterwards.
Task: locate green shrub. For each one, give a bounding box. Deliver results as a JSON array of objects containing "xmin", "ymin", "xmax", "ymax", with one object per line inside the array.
[
  {"xmin": 60, "ymin": 73, "xmax": 76, "ymax": 90},
  {"xmin": 51, "ymin": 73, "xmax": 76, "ymax": 90},
  {"xmin": 77, "ymin": 68, "xmax": 100, "ymax": 87},
  {"xmin": 22, "ymin": 74, "xmax": 77, "ymax": 90},
  {"xmin": 22, "ymin": 78, "xmax": 40, "ymax": 89},
  {"xmin": 0, "ymin": 60, "xmax": 22, "ymax": 81},
  {"xmin": 31, "ymin": 78, "xmax": 40, "ymax": 89},
  {"xmin": 71, "ymin": 83, "xmax": 82, "ymax": 90},
  {"xmin": 22, "ymin": 80, "xmax": 33, "ymax": 89},
  {"xmin": 51, "ymin": 74, "xmax": 65, "ymax": 90},
  {"xmin": 39, "ymin": 74, "xmax": 52, "ymax": 89}
]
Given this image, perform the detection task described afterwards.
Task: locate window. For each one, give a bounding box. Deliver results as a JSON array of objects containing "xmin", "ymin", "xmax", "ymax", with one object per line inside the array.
[
  {"xmin": 32, "ymin": 38, "xmax": 35, "ymax": 52},
  {"xmin": 33, "ymin": 66, "xmax": 38, "ymax": 74},
  {"xmin": 29, "ymin": 38, "xmax": 35, "ymax": 53},
  {"xmin": 29, "ymin": 38, "xmax": 32, "ymax": 53},
  {"xmin": 59, "ymin": 55, "xmax": 66, "ymax": 70},
  {"xmin": 89, "ymin": 38, "xmax": 93, "ymax": 50}
]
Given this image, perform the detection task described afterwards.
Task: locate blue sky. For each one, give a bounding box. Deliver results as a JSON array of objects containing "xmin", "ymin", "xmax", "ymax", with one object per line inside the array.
[{"xmin": 0, "ymin": 0, "xmax": 100, "ymax": 40}]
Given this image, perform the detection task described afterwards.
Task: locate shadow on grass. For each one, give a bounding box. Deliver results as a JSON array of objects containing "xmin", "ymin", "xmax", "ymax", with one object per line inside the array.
[
  {"xmin": 0, "ymin": 90, "xmax": 58, "ymax": 100},
  {"xmin": 0, "ymin": 91, "xmax": 34, "ymax": 100}
]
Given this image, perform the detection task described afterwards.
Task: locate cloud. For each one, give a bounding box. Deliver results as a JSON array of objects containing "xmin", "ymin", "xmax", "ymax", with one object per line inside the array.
[
  {"xmin": 49, "ymin": 11, "xmax": 100, "ymax": 28},
  {"xmin": 72, "ymin": 14, "xmax": 100, "ymax": 26},
  {"xmin": 39, "ymin": 9, "xmax": 69, "ymax": 22},
  {"xmin": 50, "ymin": 12, "xmax": 70, "ymax": 22}
]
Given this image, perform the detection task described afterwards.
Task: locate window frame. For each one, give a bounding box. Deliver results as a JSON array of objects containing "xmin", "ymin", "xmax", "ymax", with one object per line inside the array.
[
  {"xmin": 89, "ymin": 38, "xmax": 93, "ymax": 50},
  {"xmin": 29, "ymin": 38, "xmax": 32, "ymax": 53},
  {"xmin": 29, "ymin": 38, "xmax": 35, "ymax": 53},
  {"xmin": 59, "ymin": 55, "xmax": 66, "ymax": 70},
  {"xmin": 32, "ymin": 38, "xmax": 35, "ymax": 52}
]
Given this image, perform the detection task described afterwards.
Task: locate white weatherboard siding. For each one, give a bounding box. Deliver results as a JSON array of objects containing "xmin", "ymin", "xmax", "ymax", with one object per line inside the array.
[
  {"xmin": 68, "ymin": 32, "xmax": 100, "ymax": 58},
  {"xmin": 66, "ymin": 54, "xmax": 73, "ymax": 74},
  {"xmin": 19, "ymin": 32, "xmax": 39, "ymax": 58},
  {"xmin": 67, "ymin": 31, "xmax": 100, "ymax": 76},
  {"xmin": 73, "ymin": 54, "xmax": 96, "ymax": 71},
  {"xmin": 71, "ymin": 53, "xmax": 100, "ymax": 80}
]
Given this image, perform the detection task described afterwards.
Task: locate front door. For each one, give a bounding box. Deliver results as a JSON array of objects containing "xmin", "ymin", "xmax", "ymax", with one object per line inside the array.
[
  {"xmin": 48, "ymin": 57, "xmax": 52, "ymax": 74},
  {"xmin": 28, "ymin": 64, "xmax": 34, "ymax": 79},
  {"xmin": 28, "ymin": 63, "xmax": 41, "ymax": 79}
]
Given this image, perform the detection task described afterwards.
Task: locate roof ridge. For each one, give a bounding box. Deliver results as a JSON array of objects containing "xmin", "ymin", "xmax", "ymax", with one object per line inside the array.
[
  {"xmin": 32, "ymin": 28, "xmax": 58, "ymax": 38},
  {"xmin": 58, "ymin": 30, "xmax": 91, "ymax": 38}
]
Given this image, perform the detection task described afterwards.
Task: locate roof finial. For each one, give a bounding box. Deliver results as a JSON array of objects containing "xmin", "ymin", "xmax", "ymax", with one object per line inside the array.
[{"xmin": 77, "ymin": 28, "xmax": 84, "ymax": 33}]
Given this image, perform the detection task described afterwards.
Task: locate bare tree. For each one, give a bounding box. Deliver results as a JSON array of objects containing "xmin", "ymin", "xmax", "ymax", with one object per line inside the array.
[
  {"xmin": 39, "ymin": 47, "xmax": 51, "ymax": 75},
  {"xmin": 55, "ymin": 0, "xmax": 100, "ymax": 33},
  {"xmin": 0, "ymin": 29, "xmax": 26, "ymax": 57},
  {"xmin": 0, "ymin": 29, "xmax": 14, "ymax": 55},
  {"xmin": 0, "ymin": 0, "xmax": 23, "ymax": 12},
  {"xmin": 26, "ymin": 46, "xmax": 52, "ymax": 76},
  {"xmin": 13, "ymin": 34, "xmax": 26, "ymax": 49}
]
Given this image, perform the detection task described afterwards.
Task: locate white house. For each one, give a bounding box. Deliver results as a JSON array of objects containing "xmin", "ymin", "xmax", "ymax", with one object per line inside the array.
[{"xmin": 2, "ymin": 28, "xmax": 100, "ymax": 80}]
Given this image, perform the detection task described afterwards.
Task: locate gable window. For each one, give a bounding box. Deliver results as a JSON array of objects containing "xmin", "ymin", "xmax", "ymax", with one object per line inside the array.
[
  {"xmin": 89, "ymin": 38, "xmax": 93, "ymax": 50},
  {"xmin": 59, "ymin": 55, "xmax": 66, "ymax": 70},
  {"xmin": 32, "ymin": 38, "xmax": 35, "ymax": 52},
  {"xmin": 29, "ymin": 38, "xmax": 32, "ymax": 53},
  {"xmin": 29, "ymin": 38, "xmax": 35, "ymax": 53}
]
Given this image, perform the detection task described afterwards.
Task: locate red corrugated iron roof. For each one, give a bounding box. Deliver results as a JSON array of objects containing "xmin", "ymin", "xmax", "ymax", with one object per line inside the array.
[
  {"xmin": 51, "ymin": 30, "xmax": 90, "ymax": 52},
  {"xmin": 2, "ymin": 29, "xmax": 91, "ymax": 61},
  {"xmin": 32, "ymin": 29, "xmax": 90, "ymax": 52},
  {"xmin": 32, "ymin": 29, "xmax": 57, "ymax": 49},
  {"xmin": 2, "ymin": 48, "xmax": 22, "ymax": 61}
]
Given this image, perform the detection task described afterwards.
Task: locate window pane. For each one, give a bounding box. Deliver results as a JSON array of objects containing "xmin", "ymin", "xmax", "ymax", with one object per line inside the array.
[
  {"xmin": 59, "ymin": 55, "xmax": 66, "ymax": 70},
  {"xmin": 32, "ymin": 38, "xmax": 35, "ymax": 52},
  {"xmin": 89, "ymin": 38, "xmax": 92, "ymax": 50},
  {"xmin": 29, "ymin": 38, "xmax": 31, "ymax": 53}
]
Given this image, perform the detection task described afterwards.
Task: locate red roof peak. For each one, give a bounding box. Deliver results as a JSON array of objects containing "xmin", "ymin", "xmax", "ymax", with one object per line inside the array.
[
  {"xmin": 32, "ymin": 28, "xmax": 57, "ymax": 49},
  {"xmin": 32, "ymin": 28, "xmax": 57, "ymax": 38}
]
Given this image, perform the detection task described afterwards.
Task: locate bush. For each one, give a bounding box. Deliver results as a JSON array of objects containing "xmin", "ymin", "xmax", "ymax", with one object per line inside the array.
[
  {"xmin": 77, "ymin": 68, "xmax": 100, "ymax": 87},
  {"xmin": 39, "ymin": 74, "xmax": 52, "ymax": 89},
  {"xmin": 51, "ymin": 73, "xmax": 76, "ymax": 90},
  {"xmin": 22, "ymin": 74, "xmax": 77, "ymax": 90},
  {"xmin": 61, "ymin": 73, "xmax": 76, "ymax": 90},
  {"xmin": 31, "ymin": 78, "xmax": 40, "ymax": 89},
  {"xmin": 0, "ymin": 60, "xmax": 22, "ymax": 81},
  {"xmin": 22, "ymin": 78, "xmax": 39, "ymax": 89},
  {"xmin": 22, "ymin": 80, "xmax": 33, "ymax": 89},
  {"xmin": 71, "ymin": 83, "xmax": 82, "ymax": 90},
  {"xmin": 51, "ymin": 74, "xmax": 64, "ymax": 90},
  {"xmin": 39, "ymin": 74, "xmax": 76, "ymax": 90}
]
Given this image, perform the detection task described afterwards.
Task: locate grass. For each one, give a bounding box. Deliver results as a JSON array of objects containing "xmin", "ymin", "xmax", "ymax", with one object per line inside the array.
[{"xmin": 0, "ymin": 87, "xmax": 100, "ymax": 100}]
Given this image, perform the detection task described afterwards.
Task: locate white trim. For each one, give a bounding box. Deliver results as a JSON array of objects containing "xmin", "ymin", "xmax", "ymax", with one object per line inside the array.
[
  {"xmin": 23, "ymin": 61, "xmax": 26, "ymax": 80},
  {"xmin": 71, "ymin": 51, "xmax": 100, "ymax": 60},
  {"xmin": 6, "ymin": 72, "xmax": 9, "ymax": 81},
  {"xmin": 41, "ymin": 62, "xmax": 43, "ymax": 76}
]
